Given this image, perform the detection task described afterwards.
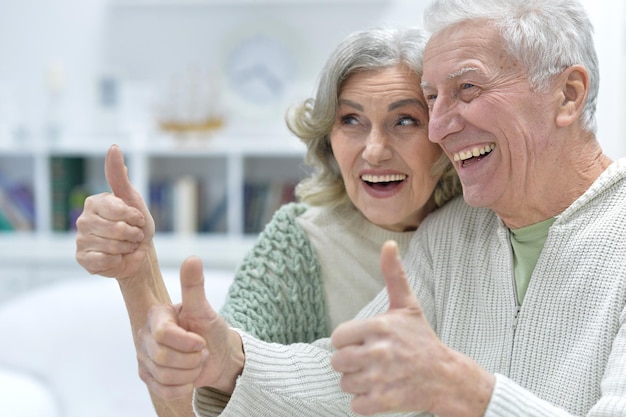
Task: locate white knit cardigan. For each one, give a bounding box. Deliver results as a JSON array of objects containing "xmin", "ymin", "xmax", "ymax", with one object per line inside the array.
[{"xmin": 195, "ymin": 158, "xmax": 626, "ymax": 417}]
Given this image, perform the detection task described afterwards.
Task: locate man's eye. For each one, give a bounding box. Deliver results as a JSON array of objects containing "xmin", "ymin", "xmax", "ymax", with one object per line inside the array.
[{"xmin": 461, "ymin": 83, "xmax": 475, "ymax": 89}]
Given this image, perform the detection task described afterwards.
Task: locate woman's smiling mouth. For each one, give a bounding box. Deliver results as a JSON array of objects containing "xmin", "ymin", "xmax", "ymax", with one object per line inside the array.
[{"xmin": 361, "ymin": 173, "xmax": 407, "ymax": 190}]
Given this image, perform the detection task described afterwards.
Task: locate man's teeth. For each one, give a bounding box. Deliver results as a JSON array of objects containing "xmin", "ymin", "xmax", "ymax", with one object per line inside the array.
[
  {"xmin": 361, "ymin": 174, "xmax": 406, "ymax": 183},
  {"xmin": 453, "ymin": 144, "xmax": 495, "ymax": 162}
]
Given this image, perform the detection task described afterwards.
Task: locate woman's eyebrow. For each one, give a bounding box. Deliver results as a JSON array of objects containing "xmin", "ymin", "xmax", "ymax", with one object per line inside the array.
[
  {"xmin": 337, "ymin": 98, "xmax": 363, "ymax": 111},
  {"xmin": 389, "ymin": 98, "xmax": 426, "ymax": 111}
]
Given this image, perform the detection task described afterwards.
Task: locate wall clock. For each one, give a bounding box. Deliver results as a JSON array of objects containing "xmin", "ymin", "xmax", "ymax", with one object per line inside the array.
[
  {"xmin": 220, "ymin": 22, "xmax": 304, "ymax": 126},
  {"xmin": 226, "ymin": 34, "xmax": 296, "ymax": 106}
]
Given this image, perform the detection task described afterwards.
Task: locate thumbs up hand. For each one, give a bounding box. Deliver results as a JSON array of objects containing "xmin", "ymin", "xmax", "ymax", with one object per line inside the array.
[
  {"xmin": 76, "ymin": 144, "xmax": 155, "ymax": 279},
  {"xmin": 137, "ymin": 256, "xmax": 244, "ymax": 399},
  {"xmin": 331, "ymin": 241, "xmax": 494, "ymax": 416}
]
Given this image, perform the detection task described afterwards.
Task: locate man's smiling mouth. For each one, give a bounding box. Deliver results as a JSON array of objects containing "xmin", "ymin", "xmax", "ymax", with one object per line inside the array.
[{"xmin": 453, "ymin": 144, "xmax": 495, "ymax": 164}]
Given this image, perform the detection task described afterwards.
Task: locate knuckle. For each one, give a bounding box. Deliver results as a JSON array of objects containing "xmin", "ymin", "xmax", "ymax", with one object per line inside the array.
[
  {"xmin": 152, "ymin": 347, "xmax": 171, "ymax": 366},
  {"xmin": 151, "ymin": 320, "xmax": 173, "ymax": 344},
  {"xmin": 370, "ymin": 342, "xmax": 393, "ymax": 361},
  {"xmin": 82, "ymin": 195, "xmax": 97, "ymax": 210},
  {"xmin": 111, "ymin": 220, "xmax": 129, "ymax": 235}
]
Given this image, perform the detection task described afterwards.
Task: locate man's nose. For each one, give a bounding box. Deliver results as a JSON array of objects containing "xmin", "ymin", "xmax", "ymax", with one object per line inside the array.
[{"xmin": 428, "ymin": 97, "xmax": 463, "ymax": 144}]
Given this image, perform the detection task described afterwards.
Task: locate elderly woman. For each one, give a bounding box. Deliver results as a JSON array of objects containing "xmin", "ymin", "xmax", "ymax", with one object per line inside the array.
[{"xmin": 74, "ymin": 26, "xmax": 458, "ymax": 416}]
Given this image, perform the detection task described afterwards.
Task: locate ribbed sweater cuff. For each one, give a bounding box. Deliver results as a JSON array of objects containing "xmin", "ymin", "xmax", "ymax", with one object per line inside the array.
[
  {"xmin": 485, "ymin": 374, "xmax": 571, "ymax": 417},
  {"xmin": 193, "ymin": 386, "xmax": 231, "ymax": 417}
]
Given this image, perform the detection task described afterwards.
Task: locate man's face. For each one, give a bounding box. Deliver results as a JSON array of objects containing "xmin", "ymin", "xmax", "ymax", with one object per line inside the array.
[{"xmin": 421, "ymin": 20, "xmax": 558, "ymax": 221}]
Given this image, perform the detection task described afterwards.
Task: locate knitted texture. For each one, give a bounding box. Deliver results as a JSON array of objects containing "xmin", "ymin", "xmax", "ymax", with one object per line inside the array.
[
  {"xmin": 195, "ymin": 158, "xmax": 626, "ymax": 417},
  {"xmin": 219, "ymin": 203, "xmax": 329, "ymax": 344}
]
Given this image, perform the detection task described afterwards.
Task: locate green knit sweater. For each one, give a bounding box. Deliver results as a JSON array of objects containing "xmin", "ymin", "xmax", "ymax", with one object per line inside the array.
[{"xmin": 219, "ymin": 203, "xmax": 328, "ymax": 344}]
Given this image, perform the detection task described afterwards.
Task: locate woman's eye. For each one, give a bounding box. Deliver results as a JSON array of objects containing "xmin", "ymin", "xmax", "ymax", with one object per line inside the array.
[
  {"xmin": 397, "ymin": 116, "xmax": 419, "ymax": 127},
  {"xmin": 340, "ymin": 115, "xmax": 359, "ymax": 125}
]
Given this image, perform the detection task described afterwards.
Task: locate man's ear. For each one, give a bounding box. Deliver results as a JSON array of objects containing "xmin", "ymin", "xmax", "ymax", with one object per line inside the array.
[{"xmin": 555, "ymin": 64, "xmax": 589, "ymax": 127}]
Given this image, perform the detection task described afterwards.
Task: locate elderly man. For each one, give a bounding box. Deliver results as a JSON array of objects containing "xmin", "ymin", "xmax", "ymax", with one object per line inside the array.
[
  {"xmin": 329, "ymin": 0, "xmax": 626, "ymax": 416},
  {"xmin": 129, "ymin": 0, "xmax": 626, "ymax": 416}
]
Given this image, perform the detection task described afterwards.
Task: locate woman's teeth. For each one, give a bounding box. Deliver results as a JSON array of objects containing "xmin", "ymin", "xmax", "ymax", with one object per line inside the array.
[
  {"xmin": 361, "ymin": 174, "xmax": 406, "ymax": 183},
  {"xmin": 453, "ymin": 144, "xmax": 495, "ymax": 162}
]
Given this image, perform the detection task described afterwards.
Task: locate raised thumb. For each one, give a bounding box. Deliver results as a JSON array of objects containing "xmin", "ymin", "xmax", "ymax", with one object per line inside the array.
[
  {"xmin": 105, "ymin": 144, "xmax": 142, "ymax": 207},
  {"xmin": 180, "ymin": 256, "xmax": 211, "ymax": 316},
  {"xmin": 380, "ymin": 240, "xmax": 416, "ymax": 311}
]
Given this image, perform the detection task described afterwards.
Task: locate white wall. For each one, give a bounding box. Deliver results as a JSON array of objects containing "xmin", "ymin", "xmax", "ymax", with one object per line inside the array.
[
  {"xmin": 0, "ymin": 0, "xmax": 108, "ymax": 138},
  {"xmin": 0, "ymin": 0, "xmax": 425, "ymax": 141},
  {"xmin": 0, "ymin": 0, "xmax": 623, "ymax": 158},
  {"xmin": 581, "ymin": 0, "xmax": 626, "ymax": 159}
]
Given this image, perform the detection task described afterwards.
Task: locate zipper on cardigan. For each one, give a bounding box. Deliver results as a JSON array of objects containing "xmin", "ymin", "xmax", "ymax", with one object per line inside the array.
[
  {"xmin": 508, "ymin": 227, "xmax": 521, "ymax": 333},
  {"xmin": 512, "ymin": 303, "xmax": 521, "ymax": 331},
  {"xmin": 507, "ymin": 227, "xmax": 521, "ymax": 375}
]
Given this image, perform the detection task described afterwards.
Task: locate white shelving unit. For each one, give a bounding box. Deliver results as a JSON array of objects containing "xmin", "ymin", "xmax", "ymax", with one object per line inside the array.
[{"xmin": 0, "ymin": 130, "xmax": 306, "ymax": 301}]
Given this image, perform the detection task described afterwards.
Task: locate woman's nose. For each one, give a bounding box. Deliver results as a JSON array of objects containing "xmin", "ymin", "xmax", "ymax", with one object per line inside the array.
[{"xmin": 362, "ymin": 129, "xmax": 393, "ymax": 165}]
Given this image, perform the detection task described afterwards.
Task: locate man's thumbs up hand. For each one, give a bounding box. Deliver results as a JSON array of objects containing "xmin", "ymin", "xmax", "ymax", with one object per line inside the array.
[
  {"xmin": 380, "ymin": 240, "xmax": 420, "ymax": 312},
  {"xmin": 330, "ymin": 240, "xmax": 443, "ymax": 415},
  {"xmin": 177, "ymin": 256, "xmax": 245, "ymax": 394},
  {"xmin": 178, "ymin": 256, "xmax": 220, "ymax": 335},
  {"xmin": 137, "ymin": 256, "xmax": 245, "ymax": 399},
  {"xmin": 76, "ymin": 144, "xmax": 155, "ymax": 279}
]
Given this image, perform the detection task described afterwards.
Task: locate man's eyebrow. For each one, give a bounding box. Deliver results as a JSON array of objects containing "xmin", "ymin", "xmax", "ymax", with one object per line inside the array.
[
  {"xmin": 448, "ymin": 66, "xmax": 481, "ymax": 79},
  {"xmin": 421, "ymin": 66, "xmax": 482, "ymax": 90}
]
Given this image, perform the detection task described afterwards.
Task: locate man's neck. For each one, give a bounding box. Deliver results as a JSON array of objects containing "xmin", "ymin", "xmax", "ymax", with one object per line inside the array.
[{"xmin": 496, "ymin": 147, "xmax": 612, "ymax": 229}]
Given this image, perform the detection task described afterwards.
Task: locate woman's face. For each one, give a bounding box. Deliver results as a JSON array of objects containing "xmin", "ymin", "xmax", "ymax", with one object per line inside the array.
[{"xmin": 330, "ymin": 65, "xmax": 443, "ymax": 231}]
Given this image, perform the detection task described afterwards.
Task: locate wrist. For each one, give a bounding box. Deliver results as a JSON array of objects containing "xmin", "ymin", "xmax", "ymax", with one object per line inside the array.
[
  {"xmin": 432, "ymin": 349, "xmax": 495, "ymax": 417},
  {"xmin": 215, "ymin": 329, "xmax": 245, "ymax": 395}
]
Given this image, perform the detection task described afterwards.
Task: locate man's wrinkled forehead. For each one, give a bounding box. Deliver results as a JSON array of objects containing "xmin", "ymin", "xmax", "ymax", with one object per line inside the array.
[{"xmin": 421, "ymin": 20, "xmax": 504, "ymax": 86}]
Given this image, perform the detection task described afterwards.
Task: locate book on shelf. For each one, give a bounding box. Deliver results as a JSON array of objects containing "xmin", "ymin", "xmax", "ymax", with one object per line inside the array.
[
  {"xmin": 50, "ymin": 156, "xmax": 86, "ymax": 231},
  {"xmin": 172, "ymin": 175, "xmax": 200, "ymax": 235},
  {"xmin": 150, "ymin": 176, "xmax": 226, "ymax": 234},
  {"xmin": 201, "ymin": 192, "xmax": 227, "ymax": 233},
  {"xmin": 150, "ymin": 180, "xmax": 173, "ymax": 232},
  {"xmin": 0, "ymin": 174, "xmax": 35, "ymax": 232},
  {"xmin": 243, "ymin": 179, "xmax": 296, "ymax": 234}
]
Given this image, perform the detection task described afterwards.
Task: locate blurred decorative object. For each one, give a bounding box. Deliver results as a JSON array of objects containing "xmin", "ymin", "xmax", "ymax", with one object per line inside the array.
[
  {"xmin": 155, "ymin": 66, "xmax": 224, "ymax": 136},
  {"xmin": 43, "ymin": 60, "xmax": 66, "ymax": 142},
  {"xmin": 93, "ymin": 70, "xmax": 122, "ymax": 133}
]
